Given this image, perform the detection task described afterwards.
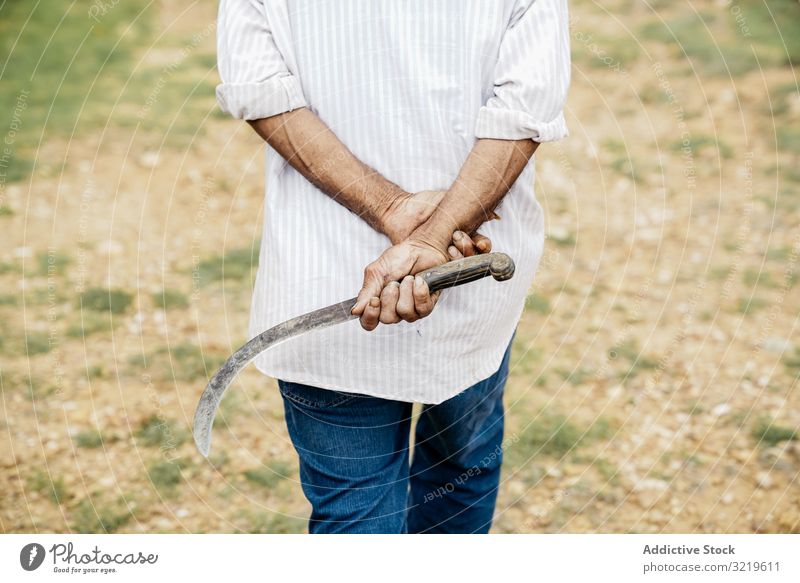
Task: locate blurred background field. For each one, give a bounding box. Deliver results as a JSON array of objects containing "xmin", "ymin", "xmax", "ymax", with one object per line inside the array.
[{"xmin": 0, "ymin": 0, "xmax": 798, "ymax": 533}]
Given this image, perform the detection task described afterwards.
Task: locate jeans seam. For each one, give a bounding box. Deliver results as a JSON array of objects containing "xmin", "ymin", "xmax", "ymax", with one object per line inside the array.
[{"xmin": 279, "ymin": 383, "xmax": 356, "ymax": 409}]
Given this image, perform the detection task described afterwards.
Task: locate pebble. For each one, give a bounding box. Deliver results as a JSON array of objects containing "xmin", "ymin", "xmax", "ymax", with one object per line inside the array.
[
  {"xmin": 711, "ymin": 403, "xmax": 731, "ymax": 417},
  {"xmin": 139, "ymin": 151, "xmax": 160, "ymax": 168},
  {"xmin": 756, "ymin": 471, "xmax": 774, "ymax": 490},
  {"xmin": 760, "ymin": 337, "xmax": 792, "ymax": 354}
]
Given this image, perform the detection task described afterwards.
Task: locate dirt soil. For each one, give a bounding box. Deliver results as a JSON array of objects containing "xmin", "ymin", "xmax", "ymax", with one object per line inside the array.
[{"xmin": 1, "ymin": 0, "xmax": 798, "ymax": 533}]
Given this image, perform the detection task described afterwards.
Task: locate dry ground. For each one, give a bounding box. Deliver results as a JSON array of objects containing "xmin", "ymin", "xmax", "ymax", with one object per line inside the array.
[{"xmin": 1, "ymin": 0, "xmax": 798, "ymax": 533}]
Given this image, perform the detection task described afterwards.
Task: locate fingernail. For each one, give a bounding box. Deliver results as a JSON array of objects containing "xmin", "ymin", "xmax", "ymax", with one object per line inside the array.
[
  {"xmin": 415, "ymin": 276, "xmax": 425, "ymax": 287},
  {"xmin": 369, "ymin": 297, "xmax": 380, "ymax": 307},
  {"xmin": 448, "ymin": 246, "xmax": 458, "ymax": 258},
  {"xmin": 404, "ymin": 275, "xmax": 414, "ymax": 282},
  {"xmin": 453, "ymin": 231, "xmax": 463, "ymax": 240}
]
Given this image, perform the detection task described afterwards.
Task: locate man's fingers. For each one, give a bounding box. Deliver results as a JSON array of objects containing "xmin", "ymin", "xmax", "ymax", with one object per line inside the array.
[
  {"xmin": 471, "ymin": 233, "xmax": 492, "ymax": 254},
  {"xmin": 360, "ymin": 297, "xmax": 381, "ymax": 331},
  {"xmin": 413, "ymin": 275, "xmax": 439, "ymax": 317},
  {"xmin": 448, "ymin": 245, "xmax": 464, "ymax": 260},
  {"xmin": 379, "ymin": 281, "xmax": 401, "ymax": 324},
  {"xmin": 452, "ymin": 230, "xmax": 476, "ymax": 257},
  {"xmin": 396, "ymin": 275, "xmax": 419, "ymax": 322},
  {"xmin": 352, "ymin": 263, "xmax": 384, "ymax": 315}
]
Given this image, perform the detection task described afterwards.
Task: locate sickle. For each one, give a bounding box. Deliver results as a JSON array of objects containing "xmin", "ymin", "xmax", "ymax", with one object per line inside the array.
[{"xmin": 192, "ymin": 252, "xmax": 515, "ymax": 457}]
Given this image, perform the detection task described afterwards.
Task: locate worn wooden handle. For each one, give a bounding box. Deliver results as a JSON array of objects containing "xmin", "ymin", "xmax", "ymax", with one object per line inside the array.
[{"xmin": 419, "ymin": 253, "xmax": 515, "ymax": 294}]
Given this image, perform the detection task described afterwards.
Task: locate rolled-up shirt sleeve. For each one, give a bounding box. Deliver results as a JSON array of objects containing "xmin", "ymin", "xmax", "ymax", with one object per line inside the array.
[
  {"xmin": 475, "ymin": 0, "xmax": 571, "ymax": 142},
  {"xmin": 216, "ymin": 0, "xmax": 306, "ymax": 120}
]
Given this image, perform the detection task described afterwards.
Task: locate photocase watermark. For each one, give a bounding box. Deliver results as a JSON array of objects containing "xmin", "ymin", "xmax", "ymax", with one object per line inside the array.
[
  {"xmin": 574, "ymin": 31, "xmax": 631, "ymax": 79},
  {"xmin": 730, "ymin": 4, "xmax": 753, "ymax": 38},
  {"xmin": 138, "ymin": 22, "xmax": 216, "ymax": 120},
  {"xmin": 46, "ymin": 247, "xmax": 66, "ymax": 397},
  {"xmin": 142, "ymin": 373, "xmax": 182, "ymax": 463},
  {"xmin": 652, "ymin": 61, "xmax": 696, "ymax": 194},
  {"xmin": 421, "ymin": 433, "xmax": 520, "ymax": 503},
  {"xmin": 190, "ymin": 176, "xmax": 215, "ymax": 299},
  {"xmin": 19, "ymin": 543, "xmax": 46, "ymax": 572},
  {"xmin": 74, "ymin": 177, "xmax": 95, "ymax": 294},
  {"xmin": 720, "ymin": 150, "xmax": 754, "ymax": 301},
  {"xmin": 0, "ymin": 88, "xmax": 30, "ymax": 205},
  {"xmin": 88, "ymin": 0, "xmax": 121, "ymax": 23}
]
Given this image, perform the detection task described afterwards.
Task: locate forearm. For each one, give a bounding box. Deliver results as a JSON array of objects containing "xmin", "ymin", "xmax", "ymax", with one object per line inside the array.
[
  {"xmin": 248, "ymin": 108, "xmax": 407, "ymax": 236},
  {"xmin": 411, "ymin": 138, "xmax": 538, "ymax": 250}
]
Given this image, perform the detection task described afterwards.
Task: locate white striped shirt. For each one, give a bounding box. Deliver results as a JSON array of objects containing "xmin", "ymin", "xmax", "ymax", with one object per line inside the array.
[{"xmin": 216, "ymin": 0, "xmax": 571, "ymax": 403}]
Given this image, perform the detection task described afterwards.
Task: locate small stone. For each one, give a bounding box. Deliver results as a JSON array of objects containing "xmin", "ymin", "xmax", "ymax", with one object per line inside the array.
[
  {"xmin": 760, "ymin": 337, "xmax": 792, "ymax": 354},
  {"xmin": 139, "ymin": 151, "xmax": 160, "ymax": 168},
  {"xmin": 711, "ymin": 403, "xmax": 731, "ymax": 417},
  {"xmin": 756, "ymin": 471, "xmax": 774, "ymax": 490},
  {"xmin": 546, "ymin": 466, "xmax": 563, "ymax": 479}
]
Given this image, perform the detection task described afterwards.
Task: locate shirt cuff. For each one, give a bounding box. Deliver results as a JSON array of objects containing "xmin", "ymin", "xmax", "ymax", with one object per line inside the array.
[
  {"xmin": 474, "ymin": 106, "xmax": 569, "ymax": 142},
  {"xmin": 216, "ymin": 75, "xmax": 307, "ymax": 120}
]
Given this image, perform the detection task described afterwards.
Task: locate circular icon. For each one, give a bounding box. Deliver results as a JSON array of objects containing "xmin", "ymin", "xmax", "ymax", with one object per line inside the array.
[{"xmin": 20, "ymin": 543, "xmax": 46, "ymax": 571}]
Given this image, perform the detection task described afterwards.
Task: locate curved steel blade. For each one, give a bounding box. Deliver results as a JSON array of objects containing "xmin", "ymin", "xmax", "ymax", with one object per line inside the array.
[{"xmin": 193, "ymin": 297, "xmax": 357, "ymax": 457}]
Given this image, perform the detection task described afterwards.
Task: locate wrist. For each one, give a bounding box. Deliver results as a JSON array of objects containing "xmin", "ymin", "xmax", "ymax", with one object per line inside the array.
[
  {"xmin": 374, "ymin": 186, "xmax": 410, "ymax": 243},
  {"xmin": 408, "ymin": 219, "xmax": 454, "ymax": 254}
]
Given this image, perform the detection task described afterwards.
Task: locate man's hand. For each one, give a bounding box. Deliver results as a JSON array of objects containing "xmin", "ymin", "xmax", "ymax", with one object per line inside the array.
[
  {"xmin": 382, "ymin": 190, "xmax": 494, "ymax": 254},
  {"xmin": 351, "ymin": 239, "xmax": 449, "ymax": 331},
  {"xmin": 381, "ymin": 190, "xmax": 445, "ymax": 244}
]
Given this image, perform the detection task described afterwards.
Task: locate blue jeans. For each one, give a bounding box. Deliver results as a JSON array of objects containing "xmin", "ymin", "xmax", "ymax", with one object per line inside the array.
[{"xmin": 277, "ymin": 341, "xmax": 511, "ymax": 534}]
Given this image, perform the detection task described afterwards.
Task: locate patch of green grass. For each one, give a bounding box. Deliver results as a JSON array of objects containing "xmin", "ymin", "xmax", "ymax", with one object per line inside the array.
[
  {"xmin": 609, "ymin": 155, "xmax": 643, "ymax": 183},
  {"xmin": 195, "ymin": 246, "xmax": 260, "ymax": 286},
  {"xmin": 132, "ymin": 343, "xmax": 224, "ymax": 382},
  {"xmin": 74, "ymin": 429, "xmax": 105, "ymax": 449},
  {"xmin": 78, "ymin": 288, "xmax": 133, "ymax": 314},
  {"xmin": 27, "ymin": 469, "xmax": 68, "ymax": 505},
  {"xmin": 776, "ymin": 127, "xmax": 800, "ymax": 153},
  {"xmin": 594, "ymin": 458, "xmax": 621, "ymax": 486},
  {"xmin": 147, "ymin": 460, "xmax": 184, "ymax": 496},
  {"xmin": 574, "ymin": 34, "xmax": 641, "ymax": 70},
  {"xmin": 684, "ymin": 400, "xmax": 705, "ymax": 416},
  {"xmin": 524, "ymin": 294, "xmax": 551, "ymax": 315},
  {"xmin": 243, "ymin": 460, "xmax": 294, "ymax": 490},
  {"xmin": 736, "ymin": 0, "xmax": 800, "ymax": 66},
  {"xmin": 610, "ymin": 339, "xmax": 659, "ymax": 379},
  {"xmin": 751, "ymin": 416, "xmax": 798, "ymax": 446},
  {"xmin": 669, "ymin": 135, "xmax": 733, "ymax": 159},
  {"xmin": 23, "ymin": 331, "xmax": 52, "ymax": 355},
  {"xmin": 0, "ymin": 0, "xmax": 153, "ymax": 183},
  {"xmin": 557, "ymin": 367, "xmax": 593, "ymax": 386},
  {"xmin": 784, "ymin": 349, "xmax": 800, "ymax": 374},
  {"xmin": 136, "ymin": 415, "xmax": 189, "ymax": 449},
  {"xmin": 152, "ymin": 288, "xmax": 189, "ymax": 310},
  {"xmin": 243, "ymin": 511, "xmax": 305, "ymax": 534},
  {"xmin": 66, "ymin": 312, "xmax": 115, "ymax": 338},
  {"xmin": 737, "ymin": 296, "xmax": 768, "ymax": 314},
  {"xmin": 36, "ymin": 251, "xmax": 71, "ymax": 277},
  {"xmin": 765, "ymin": 82, "xmax": 799, "ymax": 116},
  {"xmin": 640, "ymin": 12, "xmax": 764, "ymax": 76},
  {"xmin": 71, "ymin": 498, "xmax": 133, "ymax": 533},
  {"xmin": 512, "ymin": 412, "xmax": 613, "ymax": 461},
  {"xmin": 743, "ymin": 268, "xmax": 776, "ymax": 288},
  {"xmin": 0, "ymin": 261, "xmax": 18, "ymax": 275},
  {"xmin": 0, "ymin": 293, "xmax": 19, "ymax": 306}
]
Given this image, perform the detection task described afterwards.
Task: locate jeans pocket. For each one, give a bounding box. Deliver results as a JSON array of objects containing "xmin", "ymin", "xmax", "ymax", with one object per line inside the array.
[{"xmin": 278, "ymin": 380, "xmax": 358, "ymax": 409}]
